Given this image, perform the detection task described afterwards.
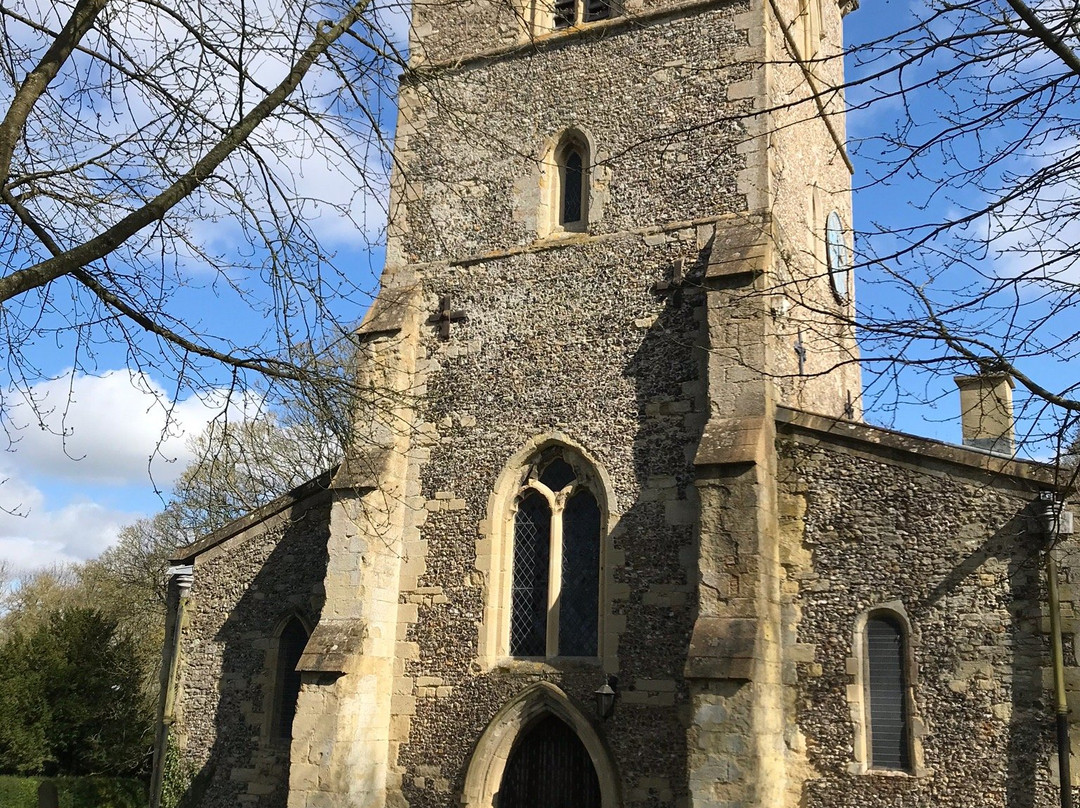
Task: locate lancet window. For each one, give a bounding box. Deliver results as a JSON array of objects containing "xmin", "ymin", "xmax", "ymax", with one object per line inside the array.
[
  {"xmin": 554, "ymin": 134, "xmax": 589, "ymax": 232},
  {"xmin": 272, "ymin": 616, "xmax": 309, "ymax": 741},
  {"xmin": 865, "ymin": 611, "xmax": 912, "ymax": 771}
]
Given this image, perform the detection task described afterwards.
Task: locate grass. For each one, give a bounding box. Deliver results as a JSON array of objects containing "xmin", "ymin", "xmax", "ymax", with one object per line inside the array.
[{"xmin": 0, "ymin": 775, "xmax": 146, "ymax": 808}]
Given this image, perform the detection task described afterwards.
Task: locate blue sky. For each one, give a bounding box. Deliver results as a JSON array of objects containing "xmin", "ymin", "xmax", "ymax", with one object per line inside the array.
[
  {"xmin": 843, "ymin": 0, "xmax": 1080, "ymax": 457},
  {"xmin": 1, "ymin": 0, "xmax": 1071, "ymax": 573},
  {"xmin": 0, "ymin": 0, "xmax": 404, "ymax": 573}
]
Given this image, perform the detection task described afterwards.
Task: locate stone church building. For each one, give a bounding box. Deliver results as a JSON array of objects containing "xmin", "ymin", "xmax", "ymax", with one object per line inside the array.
[{"xmin": 152, "ymin": 0, "xmax": 1080, "ymax": 805}]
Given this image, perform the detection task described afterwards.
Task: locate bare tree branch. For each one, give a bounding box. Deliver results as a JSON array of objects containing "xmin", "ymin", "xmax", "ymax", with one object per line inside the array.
[{"xmin": 0, "ymin": 1, "xmax": 371, "ymax": 305}]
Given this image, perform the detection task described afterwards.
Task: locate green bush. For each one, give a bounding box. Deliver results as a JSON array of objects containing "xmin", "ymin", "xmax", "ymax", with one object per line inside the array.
[
  {"xmin": 0, "ymin": 775, "xmax": 146, "ymax": 808},
  {"xmin": 0, "ymin": 609, "xmax": 152, "ymax": 777}
]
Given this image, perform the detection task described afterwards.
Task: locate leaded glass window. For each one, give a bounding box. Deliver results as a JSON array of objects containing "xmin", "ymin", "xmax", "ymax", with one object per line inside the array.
[
  {"xmin": 559, "ymin": 490, "xmax": 600, "ymax": 656},
  {"xmin": 547, "ymin": 0, "xmax": 615, "ymax": 28},
  {"xmin": 555, "ymin": 137, "xmax": 588, "ymax": 232},
  {"xmin": 866, "ymin": 613, "xmax": 911, "ymax": 771},
  {"xmin": 540, "ymin": 458, "xmax": 576, "ymax": 491},
  {"xmin": 509, "ymin": 453, "xmax": 603, "ymax": 658},
  {"xmin": 511, "ymin": 491, "xmax": 551, "ymax": 656},
  {"xmin": 561, "ymin": 150, "xmax": 584, "ymax": 226}
]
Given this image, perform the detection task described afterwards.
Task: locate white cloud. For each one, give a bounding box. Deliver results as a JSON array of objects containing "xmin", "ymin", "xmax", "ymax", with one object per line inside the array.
[
  {"xmin": 0, "ymin": 466, "xmax": 142, "ymax": 571},
  {"xmin": 0, "ymin": 493, "xmax": 139, "ymax": 572},
  {"xmin": 5, "ymin": 369, "xmax": 228, "ymax": 487},
  {"xmin": 0, "ymin": 368, "xmax": 268, "ymax": 573}
]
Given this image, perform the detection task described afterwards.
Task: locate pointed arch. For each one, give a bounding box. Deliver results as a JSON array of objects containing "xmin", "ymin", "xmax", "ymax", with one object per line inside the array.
[
  {"xmin": 462, "ymin": 682, "xmax": 622, "ymax": 808},
  {"xmin": 538, "ymin": 129, "xmax": 600, "ymax": 236},
  {"xmin": 477, "ymin": 433, "xmax": 622, "ymax": 666},
  {"xmin": 265, "ymin": 610, "xmax": 313, "ymax": 742},
  {"xmin": 555, "ymin": 131, "xmax": 589, "ymax": 231}
]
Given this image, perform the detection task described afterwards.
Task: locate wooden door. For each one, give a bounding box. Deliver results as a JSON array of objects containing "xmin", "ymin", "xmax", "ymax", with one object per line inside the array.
[{"xmin": 498, "ymin": 715, "xmax": 601, "ymax": 808}]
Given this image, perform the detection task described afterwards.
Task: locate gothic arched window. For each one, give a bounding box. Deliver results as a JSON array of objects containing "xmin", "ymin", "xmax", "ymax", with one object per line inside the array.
[
  {"xmin": 510, "ymin": 454, "xmax": 602, "ymax": 658},
  {"xmin": 551, "ymin": 0, "xmax": 615, "ymax": 28},
  {"xmin": 865, "ymin": 611, "xmax": 912, "ymax": 771},
  {"xmin": 272, "ymin": 616, "xmax": 309, "ymax": 741},
  {"xmin": 555, "ymin": 135, "xmax": 589, "ymax": 232}
]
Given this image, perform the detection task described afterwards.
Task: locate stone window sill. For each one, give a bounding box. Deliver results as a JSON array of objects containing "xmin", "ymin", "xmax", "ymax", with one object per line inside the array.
[{"xmin": 494, "ymin": 656, "xmax": 604, "ymax": 674}]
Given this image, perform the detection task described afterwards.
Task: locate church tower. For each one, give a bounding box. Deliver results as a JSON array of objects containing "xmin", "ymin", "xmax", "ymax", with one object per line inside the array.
[
  {"xmin": 155, "ymin": 0, "xmax": 871, "ymax": 807},
  {"xmin": 283, "ymin": 0, "xmax": 861, "ymax": 805},
  {"xmin": 161, "ymin": 0, "xmax": 1080, "ymax": 802}
]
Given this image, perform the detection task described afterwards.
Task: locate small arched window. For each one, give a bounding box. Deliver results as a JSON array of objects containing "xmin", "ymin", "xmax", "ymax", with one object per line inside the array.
[
  {"xmin": 555, "ymin": 136, "xmax": 589, "ymax": 232},
  {"xmin": 550, "ymin": 0, "xmax": 614, "ymax": 29},
  {"xmin": 865, "ymin": 612, "xmax": 912, "ymax": 771},
  {"xmin": 510, "ymin": 454, "xmax": 602, "ymax": 657},
  {"xmin": 272, "ymin": 617, "xmax": 309, "ymax": 741}
]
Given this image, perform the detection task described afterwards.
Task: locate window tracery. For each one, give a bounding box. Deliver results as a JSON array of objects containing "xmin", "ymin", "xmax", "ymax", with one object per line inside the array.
[
  {"xmin": 555, "ymin": 135, "xmax": 589, "ymax": 232},
  {"xmin": 509, "ymin": 451, "xmax": 602, "ymax": 658}
]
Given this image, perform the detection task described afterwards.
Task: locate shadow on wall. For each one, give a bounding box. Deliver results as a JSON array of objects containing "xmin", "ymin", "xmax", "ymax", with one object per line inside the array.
[
  {"xmin": 173, "ymin": 493, "xmax": 332, "ymax": 808},
  {"xmin": 416, "ymin": 239, "xmax": 714, "ymax": 808},
  {"xmin": 616, "ymin": 239, "xmax": 713, "ymax": 803},
  {"xmin": 921, "ymin": 506, "xmax": 1048, "ymax": 808},
  {"xmin": 772, "ymin": 367, "xmax": 1055, "ymax": 803}
]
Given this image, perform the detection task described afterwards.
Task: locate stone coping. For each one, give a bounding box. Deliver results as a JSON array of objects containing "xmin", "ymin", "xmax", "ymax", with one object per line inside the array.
[
  {"xmin": 170, "ymin": 466, "xmax": 339, "ymax": 564},
  {"xmin": 776, "ymin": 405, "xmax": 1065, "ymax": 489}
]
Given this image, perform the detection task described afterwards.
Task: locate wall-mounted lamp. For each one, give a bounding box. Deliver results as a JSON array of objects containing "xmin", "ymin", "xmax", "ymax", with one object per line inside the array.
[
  {"xmin": 594, "ymin": 675, "xmax": 617, "ymax": 720},
  {"xmin": 1037, "ymin": 491, "xmax": 1061, "ymax": 538}
]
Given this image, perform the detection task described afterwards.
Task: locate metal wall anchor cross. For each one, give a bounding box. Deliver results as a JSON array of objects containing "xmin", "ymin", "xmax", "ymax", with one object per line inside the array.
[
  {"xmin": 794, "ymin": 332, "xmax": 807, "ymax": 375},
  {"xmin": 430, "ymin": 294, "xmax": 466, "ymax": 340}
]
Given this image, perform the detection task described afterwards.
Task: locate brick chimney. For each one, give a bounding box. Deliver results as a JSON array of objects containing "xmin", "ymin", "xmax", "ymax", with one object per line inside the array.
[{"xmin": 954, "ymin": 373, "xmax": 1015, "ymax": 455}]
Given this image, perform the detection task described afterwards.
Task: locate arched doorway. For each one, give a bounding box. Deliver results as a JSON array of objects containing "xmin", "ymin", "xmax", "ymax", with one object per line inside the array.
[
  {"xmin": 462, "ymin": 683, "xmax": 621, "ymax": 808},
  {"xmin": 498, "ymin": 715, "xmax": 602, "ymax": 808}
]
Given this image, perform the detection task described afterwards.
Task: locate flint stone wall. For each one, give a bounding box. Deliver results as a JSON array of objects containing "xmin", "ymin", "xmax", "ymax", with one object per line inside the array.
[
  {"xmin": 391, "ymin": 224, "xmax": 710, "ymax": 808},
  {"xmin": 174, "ymin": 490, "xmax": 332, "ymax": 808},
  {"xmin": 388, "ymin": 7, "xmax": 762, "ymax": 806},
  {"xmin": 392, "ymin": 1, "xmax": 753, "ymax": 266},
  {"xmin": 409, "ymin": 0, "xmax": 729, "ymax": 69},
  {"xmin": 777, "ymin": 429, "xmax": 1059, "ymax": 807}
]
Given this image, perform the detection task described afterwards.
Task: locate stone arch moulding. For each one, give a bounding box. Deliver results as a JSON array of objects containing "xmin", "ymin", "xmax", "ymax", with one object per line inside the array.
[
  {"xmin": 262, "ymin": 609, "xmax": 315, "ymax": 741},
  {"xmin": 477, "ymin": 432, "xmax": 621, "ymax": 668},
  {"xmin": 272, "ymin": 608, "xmax": 316, "ymax": 639},
  {"xmin": 461, "ymin": 681, "xmax": 623, "ymax": 808},
  {"xmin": 847, "ymin": 601, "xmax": 926, "ymax": 777},
  {"xmin": 537, "ymin": 127, "xmax": 607, "ymax": 237}
]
